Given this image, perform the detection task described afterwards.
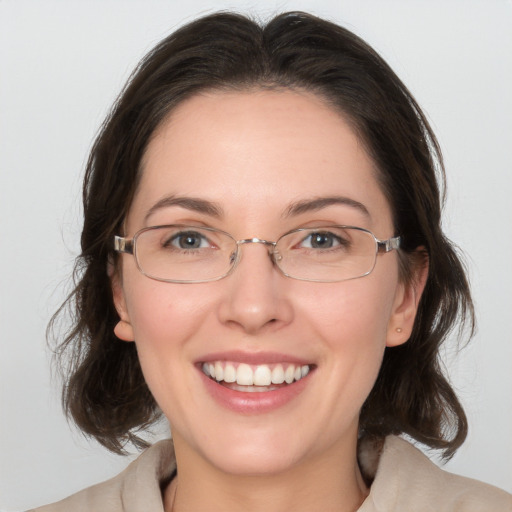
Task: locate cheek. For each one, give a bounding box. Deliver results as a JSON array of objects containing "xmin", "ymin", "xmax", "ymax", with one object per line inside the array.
[
  {"xmin": 122, "ymin": 279, "xmax": 213, "ymax": 383},
  {"xmin": 121, "ymin": 281, "xmax": 220, "ymax": 428},
  {"xmin": 296, "ymin": 273, "xmax": 399, "ymax": 398},
  {"xmin": 125, "ymin": 278, "xmax": 210, "ymax": 340},
  {"xmin": 298, "ymin": 274, "xmax": 397, "ymax": 342}
]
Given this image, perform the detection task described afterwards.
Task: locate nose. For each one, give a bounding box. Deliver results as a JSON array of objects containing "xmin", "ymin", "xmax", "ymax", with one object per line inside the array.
[{"xmin": 217, "ymin": 241, "xmax": 293, "ymax": 334}]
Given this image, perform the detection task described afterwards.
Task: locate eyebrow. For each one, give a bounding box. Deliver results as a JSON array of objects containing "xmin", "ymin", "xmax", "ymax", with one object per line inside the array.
[
  {"xmin": 144, "ymin": 194, "xmax": 370, "ymax": 224},
  {"xmin": 144, "ymin": 195, "xmax": 224, "ymax": 223},
  {"xmin": 283, "ymin": 196, "xmax": 371, "ymax": 218}
]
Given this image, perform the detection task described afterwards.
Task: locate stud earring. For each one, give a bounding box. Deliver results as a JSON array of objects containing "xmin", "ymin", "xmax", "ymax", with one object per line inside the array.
[{"xmin": 395, "ymin": 327, "xmax": 403, "ymax": 333}]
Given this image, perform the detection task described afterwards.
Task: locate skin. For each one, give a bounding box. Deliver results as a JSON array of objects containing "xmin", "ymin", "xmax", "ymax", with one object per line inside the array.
[{"xmin": 112, "ymin": 89, "xmax": 427, "ymax": 512}]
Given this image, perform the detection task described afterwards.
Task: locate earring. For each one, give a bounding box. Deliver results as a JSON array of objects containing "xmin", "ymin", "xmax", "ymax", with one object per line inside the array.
[{"xmin": 395, "ymin": 327, "xmax": 403, "ymax": 333}]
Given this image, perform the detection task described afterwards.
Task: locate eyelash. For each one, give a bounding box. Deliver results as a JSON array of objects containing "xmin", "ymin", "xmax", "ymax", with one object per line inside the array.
[
  {"xmin": 163, "ymin": 231, "xmax": 212, "ymax": 250},
  {"xmin": 297, "ymin": 231, "xmax": 348, "ymax": 250}
]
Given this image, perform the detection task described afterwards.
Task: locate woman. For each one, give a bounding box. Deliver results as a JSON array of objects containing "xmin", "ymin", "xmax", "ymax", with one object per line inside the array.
[{"xmin": 32, "ymin": 11, "xmax": 511, "ymax": 511}]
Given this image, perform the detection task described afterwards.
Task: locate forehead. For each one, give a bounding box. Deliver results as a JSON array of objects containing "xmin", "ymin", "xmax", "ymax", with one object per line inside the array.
[{"xmin": 130, "ymin": 89, "xmax": 392, "ymax": 233}]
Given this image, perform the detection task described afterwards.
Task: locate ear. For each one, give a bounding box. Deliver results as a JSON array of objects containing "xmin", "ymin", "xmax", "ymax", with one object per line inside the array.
[
  {"xmin": 110, "ymin": 266, "xmax": 135, "ymax": 343},
  {"xmin": 386, "ymin": 250, "xmax": 429, "ymax": 347}
]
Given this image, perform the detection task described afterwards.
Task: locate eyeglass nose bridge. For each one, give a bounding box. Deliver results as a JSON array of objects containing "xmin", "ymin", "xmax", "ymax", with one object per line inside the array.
[
  {"xmin": 230, "ymin": 237, "xmax": 281, "ymax": 267},
  {"xmin": 237, "ymin": 237, "xmax": 276, "ymax": 247}
]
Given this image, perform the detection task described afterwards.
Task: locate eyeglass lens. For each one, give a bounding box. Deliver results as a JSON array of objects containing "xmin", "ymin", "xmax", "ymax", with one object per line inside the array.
[{"xmin": 132, "ymin": 225, "xmax": 379, "ymax": 283}]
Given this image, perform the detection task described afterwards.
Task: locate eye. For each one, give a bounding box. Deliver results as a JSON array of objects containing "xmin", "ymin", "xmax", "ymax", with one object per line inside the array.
[
  {"xmin": 166, "ymin": 231, "xmax": 211, "ymax": 250},
  {"xmin": 300, "ymin": 231, "xmax": 345, "ymax": 249}
]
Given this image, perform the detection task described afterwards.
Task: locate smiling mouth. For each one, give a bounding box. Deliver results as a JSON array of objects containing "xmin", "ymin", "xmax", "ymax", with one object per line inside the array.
[{"xmin": 201, "ymin": 361, "xmax": 312, "ymax": 392}]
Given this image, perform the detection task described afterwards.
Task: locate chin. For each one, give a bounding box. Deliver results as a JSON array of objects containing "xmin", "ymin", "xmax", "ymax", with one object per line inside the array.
[
  {"xmin": 205, "ymin": 442, "xmax": 304, "ymax": 476},
  {"xmin": 174, "ymin": 420, "xmax": 311, "ymax": 476}
]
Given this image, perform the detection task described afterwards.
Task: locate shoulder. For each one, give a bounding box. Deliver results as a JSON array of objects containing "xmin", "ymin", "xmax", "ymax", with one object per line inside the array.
[
  {"xmin": 28, "ymin": 439, "xmax": 175, "ymax": 512},
  {"xmin": 360, "ymin": 436, "xmax": 512, "ymax": 512}
]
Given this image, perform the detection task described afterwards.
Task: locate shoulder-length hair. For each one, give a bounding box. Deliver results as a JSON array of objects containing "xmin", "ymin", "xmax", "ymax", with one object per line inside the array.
[{"xmin": 51, "ymin": 11, "xmax": 474, "ymax": 456}]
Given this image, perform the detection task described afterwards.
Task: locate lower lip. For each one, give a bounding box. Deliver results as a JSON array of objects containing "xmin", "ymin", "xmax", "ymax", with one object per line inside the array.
[{"xmin": 199, "ymin": 369, "xmax": 312, "ymax": 414}]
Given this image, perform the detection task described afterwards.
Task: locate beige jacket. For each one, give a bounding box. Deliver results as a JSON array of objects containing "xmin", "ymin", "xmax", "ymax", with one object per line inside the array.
[{"xmin": 31, "ymin": 436, "xmax": 512, "ymax": 511}]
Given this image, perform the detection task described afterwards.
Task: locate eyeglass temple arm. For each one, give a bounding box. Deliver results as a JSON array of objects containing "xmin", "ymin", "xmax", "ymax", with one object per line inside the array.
[
  {"xmin": 377, "ymin": 236, "xmax": 401, "ymax": 253},
  {"xmin": 114, "ymin": 236, "xmax": 134, "ymax": 254}
]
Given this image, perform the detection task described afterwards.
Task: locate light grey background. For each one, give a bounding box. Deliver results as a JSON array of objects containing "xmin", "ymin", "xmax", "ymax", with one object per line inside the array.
[{"xmin": 1, "ymin": 1, "xmax": 511, "ymax": 509}]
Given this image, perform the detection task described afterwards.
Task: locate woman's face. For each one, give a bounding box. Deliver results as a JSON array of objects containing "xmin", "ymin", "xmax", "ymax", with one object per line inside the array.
[{"xmin": 113, "ymin": 90, "xmax": 421, "ymax": 475}]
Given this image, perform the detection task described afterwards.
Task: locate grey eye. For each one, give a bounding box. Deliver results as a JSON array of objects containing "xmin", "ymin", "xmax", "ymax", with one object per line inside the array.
[
  {"xmin": 167, "ymin": 231, "xmax": 209, "ymax": 249},
  {"xmin": 301, "ymin": 232, "xmax": 343, "ymax": 249}
]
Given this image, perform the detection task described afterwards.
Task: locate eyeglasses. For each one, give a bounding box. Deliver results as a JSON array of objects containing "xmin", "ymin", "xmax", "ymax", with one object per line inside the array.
[{"xmin": 114, "ymin": 225, "xmax": 401, "ymax": 284}]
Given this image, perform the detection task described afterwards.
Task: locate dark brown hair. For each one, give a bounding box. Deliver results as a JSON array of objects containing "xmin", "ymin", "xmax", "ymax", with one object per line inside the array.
[{"xmin": 51, "ymin": 11, "xmax": 474, "ymax": 457}]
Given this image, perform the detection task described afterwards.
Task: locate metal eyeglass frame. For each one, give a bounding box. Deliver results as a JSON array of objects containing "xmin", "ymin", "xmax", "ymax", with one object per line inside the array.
[{"xmin": 114, "ymin": 225, "xmax": 401, "ymax": 284}]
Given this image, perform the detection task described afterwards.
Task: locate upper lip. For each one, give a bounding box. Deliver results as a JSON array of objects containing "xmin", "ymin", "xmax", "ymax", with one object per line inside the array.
[{"xmin": 196, "ymin": 350, "xmax": 314, "ymax": 366}]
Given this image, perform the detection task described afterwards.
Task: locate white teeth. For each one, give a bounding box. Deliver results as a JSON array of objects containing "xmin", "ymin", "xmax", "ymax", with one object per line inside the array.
[
  {"xmin": 253, "ymin": 365, "xmax": 272, "ymax": 386},
  {"xmin": 229, "ymin": 384, "xmax": 279, "ymax": 393},
  {"xmin": 284, "ymin": 365, "xmax": 295, "ymax": 384},
  {"xmin": 271, "ymin": 364, "xmax": 285, "ymax": 384},
  {"xmin": 203, "ymin": 362, "xmax": 311, "ymax": 386},
  {"xmin": 223, "ymin": 363, "xmax": 236, "ymax": 383},
  {"xmin": 236, "ymin": 363, "xmax": 254, "ymax": 385},
  {"xmin": 214, "ymin": 362, "xmax": 224, "ymax": 382}
]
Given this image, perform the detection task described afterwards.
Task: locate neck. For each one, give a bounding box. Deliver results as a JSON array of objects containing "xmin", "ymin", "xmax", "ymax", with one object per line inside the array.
[{"xmin": 163, "ymin": 434, "xmax": 369, "ymax": 512}]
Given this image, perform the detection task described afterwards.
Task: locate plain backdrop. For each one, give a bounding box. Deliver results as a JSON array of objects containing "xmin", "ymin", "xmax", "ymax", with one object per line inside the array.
[{"xmin": 1, "ymin": 0, "xmax": 511, "ymax": 509}]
